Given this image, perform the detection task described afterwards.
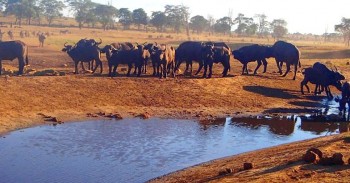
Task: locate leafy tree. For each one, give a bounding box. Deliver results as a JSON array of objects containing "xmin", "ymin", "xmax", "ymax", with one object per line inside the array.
[
  {"xmin": 65, "ymin": 0, "xmax": 94, "ymax": 29},
  {"xmin": 94, "ymin": 4, "xmax": 117, "ymax": 30},
  {"xmin": 335, "ymin": 17, "xmax": 350, "ymax": 46},
  {"xmin": 271, "ymin": 19, "xmax": 288, "ymax": 40},
  {"xmin": 213, "ymin": 16, "xmax": 232, "ymax": 35},
  {"xmin": 5, "ymin": 0, "xmax": 39, "ymax": 25},
  {"xmin": 118, "ymin": 8, "xmax": 132, "ymax": 30},
  {"xmin": 150, "ymin": 11, "xmax": 167, "ymax": 32},
  {"xmin": 207, "ymin": 15, "xmax": 215, "ymax": 35},
  {"xmin": 164, "ymin": 4, "xmax": 190, "ymax": 34},
  {"xmin": 190, "ymin": 15, "xmax": 208, "ymax": 34},
  {"xmin": 132, "ymin": 8, "xmax": 147, "ymax": 30},
  {"xmin": 39, "ymin": 0, "xmax": 65, "ymax": 26},
  {"xmin": 255, "ymin": 14, "xmax": 270, "ymax": 38},
  {"xmin": 234, "ymin": 16, "xmax": 257, "ymax": 36}
]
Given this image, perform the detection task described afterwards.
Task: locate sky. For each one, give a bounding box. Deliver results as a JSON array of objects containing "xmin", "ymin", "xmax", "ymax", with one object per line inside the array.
[{"xmin": 89, "ymin": 0, "xmax": 350, "ymax": 35}]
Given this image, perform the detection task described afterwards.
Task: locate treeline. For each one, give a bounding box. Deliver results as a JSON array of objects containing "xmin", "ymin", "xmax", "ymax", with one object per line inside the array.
[{"xmin": 0, "ymin": 0, "xmax": 349, "ymax": 44}]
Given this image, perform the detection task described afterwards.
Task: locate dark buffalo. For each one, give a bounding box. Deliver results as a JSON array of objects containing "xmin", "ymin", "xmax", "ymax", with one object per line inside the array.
[
  {"xmin": 110, "ymin": 42, "xmax": 134, "ymax": 50},
  {"xmin": 202, "ymin": 46, "xmax": 231, "ymax": 78},
  {"xmin": 175, "ymin": 41, "xmax": 214, "ymax": 77},
  {"xmin": 301, "ymin": 62, "xmax": 344, "ymax": 99},
  {"xmin": 153, "ymin": 44, "xmax": 176, "ymax": 78},
  {"xmin": 38, "ymin": 33, "xmax": 46, "ymax": 47},
  {"xmin": 76, "ymin": 38, "xmax": 102, "ymax": 48},
  {"xmin": 232, "ymin": 44, "xmax": 273, "ymax": 75},
  {"xmin": 0, "ymin": 40, "xmax": 29, "ymax": 75},
  {"xmin": 101, "ymin": 45, "xmax": 141, "ymax": 77},
  {"xmin": 337, "ymin": 82, "xmax": 350, "ymax": 120},
  {"xmin": 133, "ymin": 43, "xmax": 151, "ymax": 74},
  {"xmin": 271, "ymin": 41, "xmax": 301, "ymax": 80},
  {"xmin": 62, "ymin": 42, "xmax": 103, "ymax": 74}
]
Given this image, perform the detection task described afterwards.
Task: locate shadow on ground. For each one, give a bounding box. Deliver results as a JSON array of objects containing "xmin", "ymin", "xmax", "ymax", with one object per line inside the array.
[{"xmin": 243, "ymin": 85, "xmax": 299, "ymax": 99}]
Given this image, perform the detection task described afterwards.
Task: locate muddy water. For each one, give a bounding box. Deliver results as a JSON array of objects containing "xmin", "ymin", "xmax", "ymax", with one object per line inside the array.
[{"xmin": 0, "ymin": 117, "xmax": 349, "ymax": 183}]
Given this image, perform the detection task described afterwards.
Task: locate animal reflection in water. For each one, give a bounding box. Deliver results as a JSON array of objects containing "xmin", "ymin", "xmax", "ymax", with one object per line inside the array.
[
  {"xmin": 300, "ymin": 121, "xmax": 350, "ymax": 134},
  {"xmin": 230, "ymin": 117, "xmax": 295, "ymax": 136}
]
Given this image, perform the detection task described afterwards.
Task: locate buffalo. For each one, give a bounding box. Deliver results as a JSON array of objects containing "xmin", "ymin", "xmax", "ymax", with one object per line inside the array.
[
  {"xmin": 38, "ymin": 33, "xmax": 46, "ymax": 47},
  {"xmin": 301, "ymin": 62, "xmax": 344, "ymax": 99},
  {"xmin": 232, "ymin": 44, "xmax": 273, "ymax": 75},
  {"xmin": 62, "ymin": 42, "xmax": 103, "ymax": 74},
  {"xmin": 175, "ymin": 41, "xmax": 215, "ymax": 77},
  {"xmin": 202, "ymin": 46, "xmax": 231, "ymax": 78},
  {"xmin": 101, "ymin": 44, "xmax": 141, "ymax": 77},
  {"xmin": 134, "ymin": 43, "xmax": 151, "ymax": 75},
  {"xmin": 0, "ymin": 40, "xmax": 29, "ymax": 75},
  {"xmin": 337, "ymin": 82, "xmax": 350, "ymax": 120},
  {"xmin": 271, "ymin": 41, "xmax": 301, "ymax": 80},
  {"xmin": 152, "ymin": 44, "xmax": 176, "ymax": 78}
]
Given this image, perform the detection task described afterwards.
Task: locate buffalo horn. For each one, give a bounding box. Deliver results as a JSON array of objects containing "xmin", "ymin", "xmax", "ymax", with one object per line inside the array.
[
  {"xmin": 96, "ymin": 38, "xmax": 102, "ymax": 45},
  {"xmin": 64, "ymin": 42, "xmax": 68, "ymax": 47}
]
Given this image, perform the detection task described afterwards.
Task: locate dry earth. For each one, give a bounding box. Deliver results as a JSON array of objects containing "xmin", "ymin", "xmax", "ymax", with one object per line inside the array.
[{"xmin": 1, "ymin": 26, "xmax": 350, "ymax": 182}]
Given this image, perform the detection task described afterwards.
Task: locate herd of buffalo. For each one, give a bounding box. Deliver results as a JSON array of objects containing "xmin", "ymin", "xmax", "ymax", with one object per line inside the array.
[{"xmin": 0, "ymin": 38, "xmax": 350, "ymax": 116}]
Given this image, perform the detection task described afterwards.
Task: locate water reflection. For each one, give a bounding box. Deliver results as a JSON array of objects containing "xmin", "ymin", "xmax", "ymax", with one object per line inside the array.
[{"xmin": 230, "ymin": 116, "xmax": 295, "ymax": 136}]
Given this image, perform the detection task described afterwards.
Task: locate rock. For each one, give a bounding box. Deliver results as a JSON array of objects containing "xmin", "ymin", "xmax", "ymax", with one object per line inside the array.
[
  {"xmin": 33, "ymin": 69, "xmax": 59, "ymax": 76},
  {"xmin": 303, "ymin": 151, "xmax": 320, "ymax": 164},
  {"xmin": 105, "ymin": 113, "xmax": 123, "ymax": 120},
  {"xmin": 62, "ymin": 64, "xmax": 68, "ymax": 67},
  {"xmin": 137, "ymin": 112, "xmax": 151, "ymax": 119},
  {"xmin": 87, "ymin": 113, "xmax": 98, "ymax": 117},
  {"xmin": 306, "ymin": 148, "xmax": 323, "ymax": 158},
  {"xmin": 218, "ymin": 168, "xmax": 233, "ymax": 176},
  {"xmin": 319, "ymin": 157, "xmax": 334, "ymax": 166},
  {"xmin": 332, "ymin": 153, "xmax": 345, "ymax": 165},
  {"xmin": 243, "ymin": 162, "xmax": 254, "ymax": 170}
]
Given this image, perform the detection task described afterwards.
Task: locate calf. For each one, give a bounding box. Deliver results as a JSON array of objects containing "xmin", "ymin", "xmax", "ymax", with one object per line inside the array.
[{"xmin": 153, "ymin": 44, "xmax": 176, "ymax": 78}]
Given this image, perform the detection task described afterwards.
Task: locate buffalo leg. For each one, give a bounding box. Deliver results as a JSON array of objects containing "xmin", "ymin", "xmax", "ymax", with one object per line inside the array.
[
  {"xmin": 300, "ymin": 79, "xmax": 310, "ymax": 94},
  {"xmin": 202, "ymin": 62, "xmax": 208, "ymax": 78},
  {"xmin": 137, "ymin": 64, "xmax": 142, "ymax": 77},
  {"xmin": 262, "ymin": 59, "xmax": 268, "ymax": 73},
  {"xmin": 208, "ymin": 61, "xmax": 213, "ymax": 78},
  {"xmin": 282, "ymin": 63, "xmax": 290, "ymax": 77},
  {"xmin": 0, "ymin": 60, "xmax": 2, "ymax": 75},
  {"xmin": 81, "ymin": 62, "xmax": 86, "ymax": 71},
  {"xmin": 222, "ymin": 61, "xmax": 229, "ymax": 77},
  {"xmin": 127, "ymin": 64, "xmax": 132, "ymax": 76},
  {"xmin": 171, "ymin": 61, "xmax": 175, "ymax": 78},
  {"xmin": 112, "ymin": 64, "xmax": 118, "ymax": 77},
  {"xmin": 254, "ymin": 60, "xmax": 262, "ymax": 75},
  {"xmin": 276, "ymin": 60, "xmax": 282, "ymax": 74},
  {"xmin": 242, "ymin": 64, "xmax": 246, "ymax": 75},
  {"xmin": 74, "ymin": 61, "xmax": 79, "ymax": 74},
  {"xmin": 108, "ymin": 64, "xmax": 113, "ymax": 77},
  {"xmin": 152, "ymin": 60, "xmax": 157, "ymax": 76},
  {"xmin": 195, "ymin": 61, "xmax": 204, "ymax": 76},
  {"xmin": 293, "ymin": 63, "xmax": 298, "ymax": 80}
]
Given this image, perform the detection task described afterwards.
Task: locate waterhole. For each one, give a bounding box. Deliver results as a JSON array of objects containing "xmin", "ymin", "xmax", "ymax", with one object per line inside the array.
[{"xmin": 0, "ymin": 117, "xmax": 349, "ymax": 183}]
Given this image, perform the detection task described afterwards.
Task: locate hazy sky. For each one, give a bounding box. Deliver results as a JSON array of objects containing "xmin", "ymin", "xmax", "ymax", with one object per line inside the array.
[{"xmin": 91, "ymin": 0, "xmax": 349, "ymax": 35}]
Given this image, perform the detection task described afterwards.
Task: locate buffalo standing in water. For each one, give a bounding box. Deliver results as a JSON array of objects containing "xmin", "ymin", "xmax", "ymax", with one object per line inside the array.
[
  {"xmin": 271, "ymin": 41, "xmax": 301, "ymax": 80},
  {"xmin": 0, "ymin": 40, "xmax": 29, "ymax": 75}
]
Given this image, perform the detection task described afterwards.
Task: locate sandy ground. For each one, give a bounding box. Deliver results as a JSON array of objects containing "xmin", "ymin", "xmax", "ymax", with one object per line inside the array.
[{"xmin": 1, "ymin": 35, "xmax": 350, "ymax": 182}]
